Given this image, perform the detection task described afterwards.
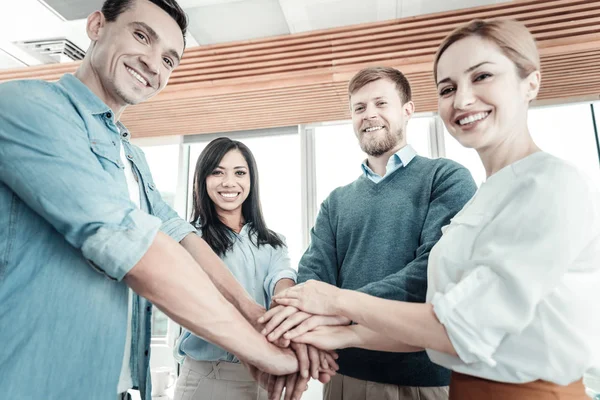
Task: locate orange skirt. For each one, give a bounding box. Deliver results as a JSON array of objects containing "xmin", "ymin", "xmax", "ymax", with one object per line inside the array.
[{"xmin": 449, "ymin": 372, "xmax": 587, "ymax": 400}]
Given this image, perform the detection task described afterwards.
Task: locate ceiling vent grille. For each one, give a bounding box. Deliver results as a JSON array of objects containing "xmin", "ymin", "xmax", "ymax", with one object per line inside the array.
[{"xmin": 14, "ymin": 38, "xmax": 85, "ymax": 63}]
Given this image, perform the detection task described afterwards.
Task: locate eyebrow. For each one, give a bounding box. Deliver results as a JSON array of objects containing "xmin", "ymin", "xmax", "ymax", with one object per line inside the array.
[
  {"xmin": 351, "ymin": 96, "xmax": 386, "ymax": 107},
  {"xmin": 436, "ymin": 61, "xmax": 494, "ymax": 86},
  {"xmin": 129, "ymin": 21, "xmax": 182, "ymax": 65},
  {"xmin": 215, "ymin": 166, "xmax": 247, "ymax": 169}
]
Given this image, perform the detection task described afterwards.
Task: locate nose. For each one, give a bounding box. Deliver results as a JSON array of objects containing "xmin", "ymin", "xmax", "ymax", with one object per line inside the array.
[
  {"xmin": 221, "ymin": 173, "xmax": 235, "ymax": 187},
  {"xmin": 453, "ymin": 83, "xmax": 475, "ymax": 110},
  {"xmin": 363, "ymin": 103, "xmax": 378, "ymax": 120},
  {"xmin": 139, "ymin": 51, "xmax": 160, "ymax": 77}
]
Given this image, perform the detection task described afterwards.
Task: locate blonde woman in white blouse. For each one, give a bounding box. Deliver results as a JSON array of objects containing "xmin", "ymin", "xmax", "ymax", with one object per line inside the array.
[{"xmin": 261, "ymin": 19, "xmax": 600, "ymax": 400}]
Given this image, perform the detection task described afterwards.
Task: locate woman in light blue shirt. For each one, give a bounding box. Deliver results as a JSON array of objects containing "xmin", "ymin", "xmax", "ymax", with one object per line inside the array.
[{"xmin": 173, "ymin": 137, "xmax": 298, "ymax": 400}]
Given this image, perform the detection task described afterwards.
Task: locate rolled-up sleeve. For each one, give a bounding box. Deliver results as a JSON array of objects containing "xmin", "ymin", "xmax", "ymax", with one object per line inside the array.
[
  {"xmin": 430, "ymin": 165, "xmax": 596, "ymax": 366},
  {"xmin": 264, "ymin": 235, "xmax": 297, "ymax": 302},
  {"xmin": 159, "ymin": 216, "xmax": 196, "ymax": 243},
  {"xmin": 0, "ymin": 83, "xmax": 160, "ymax": 281}
]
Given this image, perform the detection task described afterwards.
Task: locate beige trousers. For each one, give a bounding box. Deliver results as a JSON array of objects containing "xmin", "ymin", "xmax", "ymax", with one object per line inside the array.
[
  {"xmin": 324, "ymin": 373, "xmax": 449, "ymax": 400},
  {"xmin": 173, "ymin": 357, "xmax": 268, "ymax": 400}
]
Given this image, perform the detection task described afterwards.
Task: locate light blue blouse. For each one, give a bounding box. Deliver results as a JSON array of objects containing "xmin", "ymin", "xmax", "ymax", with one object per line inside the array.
[{"xmin": 177, "ymin": 224, "xmax": 297, "ymax": 362}]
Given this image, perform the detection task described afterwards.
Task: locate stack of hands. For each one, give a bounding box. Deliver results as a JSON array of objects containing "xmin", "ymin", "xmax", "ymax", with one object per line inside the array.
[{"xmin": 247, "ymin": 281, "xmax": 356, "ymax": 400}]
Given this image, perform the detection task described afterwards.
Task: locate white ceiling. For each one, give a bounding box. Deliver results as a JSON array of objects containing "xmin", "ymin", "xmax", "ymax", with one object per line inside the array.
[
  {"xmin": 0, "ymin": 0, "xmax": 508, "ymax": 70},
  {"xmin": 0, "ymin": 48, "xmax": 27, "ymax": 69}
]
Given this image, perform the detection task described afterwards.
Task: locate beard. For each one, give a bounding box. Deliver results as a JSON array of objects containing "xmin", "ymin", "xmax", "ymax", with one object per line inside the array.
[
  {"xmin": 113, "ymin": 83, "xmax": 141, "ymax": 106},
  {"xmin": 358, "ymin": 126, "xmax": 404, "ymax": 157}
]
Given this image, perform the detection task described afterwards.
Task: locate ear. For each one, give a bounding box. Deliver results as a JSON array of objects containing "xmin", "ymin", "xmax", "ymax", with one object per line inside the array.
[
  {"xmin": 86, "ymin": 11, "xmax": 106, "ymax": 42},
  {"xmin": 402, "ymin": 100, "xmax": 415, "ymax": 119},
  {"xmin": 524, "ymin": 70, "xmax": 541, "ymax": 102}
]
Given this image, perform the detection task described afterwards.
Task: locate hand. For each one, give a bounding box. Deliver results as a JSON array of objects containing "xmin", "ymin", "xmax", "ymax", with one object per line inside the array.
[
  {"xmin": 245, "ymin": 362, "xmax": 305, "ymax": 400},
  {"xmin": 245, "ymin": 363, "xmax": 275, "ymax": 392},
  {"xmin": 281, "ymin": 315, "xmax": 351, "ymax": 341},
  {"xmin": 246, "ymin": 303, "xmax": 268, "ymax": 332},
  {"xmin": 270, "ymin": 372, "xmax": 309, "ymax": 400},
  {"xmin": 259, "ymin": 305, "xmax": 312, "ymax": 342},
  {"xmin": 249, "ymin": 304, "xmax": 292, "ymax": 348},
  {"xmin": 252, "ymin": 344, "xmax": 299, "ymax": 376},
  {"xmin": 268, "ymin": 343, "xmax": 338, "ymax": 400},
  {"xmin": 292, "ymin": 325, "xmax": 359, "ymax": 351},
  {"xmin": 272, "ymin": 280, "xmax": 343, "ymax": 317},
  {"xmin": 270, "ymin": 367, "xmax": 337, "ymax": 400},
  {"xmin": 260, "ymin": 306, "xmax": 350, "ymax": 343}
]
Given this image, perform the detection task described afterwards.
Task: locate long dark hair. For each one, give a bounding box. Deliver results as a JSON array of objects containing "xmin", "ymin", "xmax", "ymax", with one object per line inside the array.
[{"xmin": 190, "ymin": 137, "xmax": 285, "ymax": 256}]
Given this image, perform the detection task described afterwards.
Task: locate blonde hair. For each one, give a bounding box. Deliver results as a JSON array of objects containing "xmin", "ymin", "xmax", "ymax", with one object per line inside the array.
[
  {"xmin": 433, "ymin": 19, "xmax": 540, "ymax": 83},
  {"xmin": 348, "ymin": 67, "xmax": 412, "ymax": 104}
]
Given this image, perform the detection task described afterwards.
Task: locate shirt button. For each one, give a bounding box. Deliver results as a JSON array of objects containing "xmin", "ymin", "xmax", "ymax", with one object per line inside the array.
[
  {"xmin": 121, "ymin": 132, "xmax": 127, "ymax": 138},
  {"xmin": 144, "ymin": 350, "xmax": 149, "ymax": 356},
  {"xmin": 126, "ymin": 154, "xmax": 133, "ymax": 160},
  {"xmin": 146, "ymin": 306, "xmax": 151, "ymax": 312},
  {"xmin": 105, "ymin": 112, "xmax": 112, "ymax": 119}
]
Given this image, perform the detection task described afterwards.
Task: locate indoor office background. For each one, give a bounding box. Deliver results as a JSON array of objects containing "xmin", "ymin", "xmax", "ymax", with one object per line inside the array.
[{"xmin": 2, "ymin": 0, "xmax": 600, "ymax": 399}]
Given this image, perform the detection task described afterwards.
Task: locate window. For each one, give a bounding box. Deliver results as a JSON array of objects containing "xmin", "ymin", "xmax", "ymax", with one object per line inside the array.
[
  {"xmin": 530, "ymin": 103, "xmax": 600, "ymax": 182},
  {"xmin": 137, "ymin": 143, "xmax": 182, "ymax": 341}
]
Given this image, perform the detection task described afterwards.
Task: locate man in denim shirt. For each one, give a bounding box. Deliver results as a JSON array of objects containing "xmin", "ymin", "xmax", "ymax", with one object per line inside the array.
[{"xmin": 0, "ymin": 1, "xmax": 309, "ymax": 399}]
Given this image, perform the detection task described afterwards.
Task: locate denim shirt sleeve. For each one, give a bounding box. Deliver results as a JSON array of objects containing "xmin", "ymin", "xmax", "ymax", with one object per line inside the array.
[
  {"xmin": 0, "ymin": 82, "xmax": 160, "ymax": 281},
  {"xmin": 263, "ymin": 235, "xmax": 297, "ymax": 304},
  {"xmin": 155, "ymin": 200, "xmax": 195, "ymax": 243}
]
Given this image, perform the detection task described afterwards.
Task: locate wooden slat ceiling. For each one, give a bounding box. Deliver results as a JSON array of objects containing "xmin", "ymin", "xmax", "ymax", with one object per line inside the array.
[{"xmin": 1, "ymin": 0, "xmax": 599, "ymax": 137}]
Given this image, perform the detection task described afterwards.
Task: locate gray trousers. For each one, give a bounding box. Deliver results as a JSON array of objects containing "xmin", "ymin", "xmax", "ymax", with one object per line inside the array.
[{"xmin": 324, "ymin": 373, "xmax": 449, "ymax": 400}]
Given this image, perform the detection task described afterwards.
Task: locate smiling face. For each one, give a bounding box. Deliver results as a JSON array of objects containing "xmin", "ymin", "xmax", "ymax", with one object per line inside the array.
[
  {"xmin": 436, "ymin": 35, "xmax": 538, "ymax": 151},
  {"xmin": 205, "ymin": 149, "xmax": 251, "ymax": 216},
  {"xmin": 84, "ymin": 0, "xmax": 184, "ymax": 111},
  {"xmin": 350, "ymin": 78, "xmax": 414, "ymax": 157}
]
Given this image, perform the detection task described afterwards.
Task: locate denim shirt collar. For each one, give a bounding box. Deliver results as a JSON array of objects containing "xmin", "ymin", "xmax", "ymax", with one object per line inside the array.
[
  {"xmin": 361, "ymin": 144, "xmax": 417, "ymax": 178},
  {"xmin": 58, "ymin": 75, "xmax": 133, "ymax": 141},
  {"xmin": 57, "ymin": 74, "xmax": 112, "ymax": 116}
]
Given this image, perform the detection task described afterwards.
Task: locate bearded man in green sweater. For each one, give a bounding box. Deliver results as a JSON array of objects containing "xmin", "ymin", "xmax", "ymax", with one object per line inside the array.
[{"xmin": 261, "ymin": 67, "xmax": 477, "ymax": 400}]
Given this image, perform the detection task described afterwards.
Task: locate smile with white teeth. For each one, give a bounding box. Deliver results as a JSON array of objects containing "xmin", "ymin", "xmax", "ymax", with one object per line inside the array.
[
  {"xmin": 220, "ymin": 192, "xmax": 239, "ymax": 198},
  {"xmin": 364, "ymin": 126, "xmax": 384, "ymax": 132},
  {"xmin": 126, "ymin": 66, "xmax": 148, "ymax": 86},
  {"xmin": 457, "ymin": 111, "xmax": 490, "ymax": 126}
]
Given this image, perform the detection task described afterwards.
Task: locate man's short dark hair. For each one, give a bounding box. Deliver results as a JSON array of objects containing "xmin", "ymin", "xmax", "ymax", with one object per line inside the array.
[
  {"xmin": 101, "ymin": 0, "xmax": 188, "ymax": 47},
  {"xmin": 348, "ymin": 67, "xmax": 412, "ymax": 104}
]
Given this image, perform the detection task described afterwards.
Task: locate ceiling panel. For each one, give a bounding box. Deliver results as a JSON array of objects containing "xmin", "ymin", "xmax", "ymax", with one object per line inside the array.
[
  {"xmin": 186, "ymin": 0, "xmax": 289, "ymax": 45},
  {"xmin": 280, "ymin": 0, "xmax": 398, "ymax": 33},
  {"xmin": 42, "ymin": 0, "xmax": 104, "ymax": 21},
  {"xmin": 304, "ymin": 0, "xmax": 393, "ymax": 31}
]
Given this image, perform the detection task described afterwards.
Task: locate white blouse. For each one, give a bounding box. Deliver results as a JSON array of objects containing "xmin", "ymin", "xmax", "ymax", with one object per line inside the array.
[{"xmin": 426, "ymin": 152, "xmax": 600, "ymax": 385}]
